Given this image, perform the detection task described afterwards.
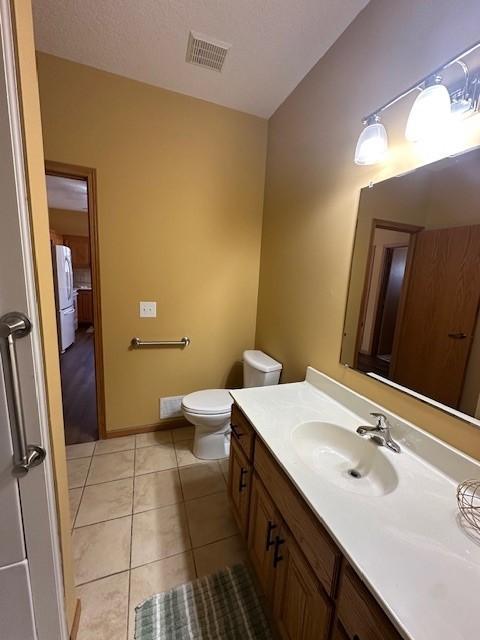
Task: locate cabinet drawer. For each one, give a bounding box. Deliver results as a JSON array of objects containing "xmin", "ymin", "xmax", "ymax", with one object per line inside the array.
[
  {"xmin": 230, "ymin": 404, "xmax": 255, "ymax": 461},
  {"xmin": 254, "ymin": 439, "xmax": 341, "ymax": 598},
  {"xmin": 228, "ymin": 437, "xmax": 252, "ymax": 536},
  {"xmin": 337, "ymin": 567, "xmax": 402, "ymax": 640}
]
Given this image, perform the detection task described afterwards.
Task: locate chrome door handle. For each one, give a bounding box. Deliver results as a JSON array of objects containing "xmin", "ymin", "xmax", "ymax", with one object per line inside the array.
[
  {"xmin": 448, "ymin": 332, "xmax": 467, "ymax": 339},
  {"xmin": 0, "ymin": 312, "xmax": 46, "ymax": 473}
]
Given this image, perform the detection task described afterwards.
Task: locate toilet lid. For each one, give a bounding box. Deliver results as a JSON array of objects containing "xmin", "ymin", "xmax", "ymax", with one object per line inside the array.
[{"xmin": 182, "ymin": 389, "xmax": 233, "ymax": 415}]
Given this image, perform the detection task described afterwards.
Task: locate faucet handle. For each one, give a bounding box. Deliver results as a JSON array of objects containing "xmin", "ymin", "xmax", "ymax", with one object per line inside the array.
[{"xmin": 370, "ymin": 412, "xmax": 388, "ymax": 428}]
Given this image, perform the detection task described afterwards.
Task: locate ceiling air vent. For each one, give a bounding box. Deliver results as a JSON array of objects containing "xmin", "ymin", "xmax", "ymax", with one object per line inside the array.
[{"xmin": 186, "ymin": 31, "xmax": 231, "ymax": 72}]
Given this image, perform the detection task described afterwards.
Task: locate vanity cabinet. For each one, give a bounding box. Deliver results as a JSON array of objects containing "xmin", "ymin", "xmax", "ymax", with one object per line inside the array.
[{"xmin": 228, "ymin": 403, "xmax": 403, "ymax": 640}]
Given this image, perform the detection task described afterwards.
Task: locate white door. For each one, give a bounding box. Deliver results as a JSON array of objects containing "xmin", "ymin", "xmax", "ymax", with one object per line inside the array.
[
  {"xmin": 0, "ymin": 2, "xmax": 67, "ymax": 639},
  {"xmin": 55, "ymin": 245, "xmax": 73, "ymax": 310}
]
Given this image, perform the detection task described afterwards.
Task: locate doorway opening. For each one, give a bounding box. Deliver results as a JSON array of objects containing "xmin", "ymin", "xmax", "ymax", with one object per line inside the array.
[
  {"xmin": 45, "ymin": 161, "xmax": 105, "ymax": 443},
  {"xmin": 356, "ymin": 219, "xmax": 423, "ymax": 378}
]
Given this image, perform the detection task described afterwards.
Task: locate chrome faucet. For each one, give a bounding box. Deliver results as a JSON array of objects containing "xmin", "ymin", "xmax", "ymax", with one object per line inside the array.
[{"xmin": 356, "ymin": 412, "xmax": 401, "ymax": 453}]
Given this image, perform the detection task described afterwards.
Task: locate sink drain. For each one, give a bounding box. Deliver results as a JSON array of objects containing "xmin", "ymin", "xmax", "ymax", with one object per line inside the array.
[{"xmin": 347, "ymin": 468, "xmax": 362, "ymax": 479}]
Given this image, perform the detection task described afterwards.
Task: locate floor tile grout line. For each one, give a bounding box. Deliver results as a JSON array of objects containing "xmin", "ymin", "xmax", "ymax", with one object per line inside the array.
[
  {"xmin": 71, "ymin": 458, "xmax": 223, "ymax": 491},
  {"xmin": 74, "ymin": 534, "xmax": 211, "ymax": 590},
  {"xmin": 72, "ymin": 487, "xmax": 229, "ymax": 530},
  {"xmin": 75, "ymin": 566, "xmax": 131, "ymax": 589},
  {"xmin": 127, "ymin": 443, "xmax": 137, "ymax": 639},
  {"xmin": 69, "ymin": 458, "xmax": 228, "ymax": 491},
  {"xmin": 75, "ymin": 534, "xmax": 243, "ymax": 590},
  {"xmin": 129, "ymin": 533, "xmax": 242, "ymax": 573},
  {"xmin": 67, "ymin": 430, "xmax": 193, "ymax": 457},
  {"xmin": 72, "ymin": 453, "xmax": 95, "ymax": 530}
]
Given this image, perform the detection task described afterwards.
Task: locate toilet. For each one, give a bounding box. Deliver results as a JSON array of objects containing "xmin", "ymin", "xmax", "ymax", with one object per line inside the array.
[{"xmin": 182, "ymin": 350, "xmax": 282, "ymax": 460}]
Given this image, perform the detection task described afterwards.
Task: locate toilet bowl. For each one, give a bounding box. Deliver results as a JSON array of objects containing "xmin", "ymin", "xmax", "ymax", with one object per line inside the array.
[
  {"xmin": 182, "ymin": 350, "xmax": 282, "ymax": 460},
  {"xmin": 182, "ymin": 389, "xmax": 232, "ymax": 460}
]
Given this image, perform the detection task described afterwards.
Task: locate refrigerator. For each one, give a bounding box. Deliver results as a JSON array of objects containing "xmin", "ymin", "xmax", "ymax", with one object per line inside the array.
[{"xmin": 54, "ymin": 245, "xmax": 75, "ymax": 352}]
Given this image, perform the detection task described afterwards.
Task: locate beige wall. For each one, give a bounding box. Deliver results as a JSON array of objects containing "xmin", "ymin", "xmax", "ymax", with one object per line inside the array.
[
  {"xmin": 12, "ymin": 1, "xmax": 76, "ymax": 631},
  {"xmin": 49, "ymin": 207, "xmax": 89, "ymax": 236},
  {"xmin": 256, "ymin": 0, "xmax": 480, "ymax": 460},
  {"xmin": 37, "ymin": 53, "xmax": 267, "ymax": 432}
]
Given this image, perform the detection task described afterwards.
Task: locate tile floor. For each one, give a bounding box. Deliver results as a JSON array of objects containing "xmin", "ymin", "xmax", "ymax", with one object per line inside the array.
[{"xmin": 66, "ymin": 427, "xmax": 246, "ymax": 640}]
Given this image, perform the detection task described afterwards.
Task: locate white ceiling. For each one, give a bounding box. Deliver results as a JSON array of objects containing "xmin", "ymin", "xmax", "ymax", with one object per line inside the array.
[
  {"xmin": 46, "ymin": 175, "xmax": 88, "ymax": 212},
  {"xmin": 32, "ymin": 0, "xmax": 369, "ymax": 118}
]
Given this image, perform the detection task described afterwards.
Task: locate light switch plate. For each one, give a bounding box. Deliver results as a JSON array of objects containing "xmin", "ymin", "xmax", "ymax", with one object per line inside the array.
[{"xmin": 139, "ymin": 301, "xmax": 157, "ymax": 318}]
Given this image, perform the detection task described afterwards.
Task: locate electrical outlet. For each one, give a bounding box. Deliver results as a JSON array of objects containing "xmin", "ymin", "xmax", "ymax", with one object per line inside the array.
[
  {"xmin": 139, "ymin": 301, "xmax": 156, "ymax": 318},
  {"xmin": 159, "ymin": 396, "xmax": 184, "ymax": 419}
]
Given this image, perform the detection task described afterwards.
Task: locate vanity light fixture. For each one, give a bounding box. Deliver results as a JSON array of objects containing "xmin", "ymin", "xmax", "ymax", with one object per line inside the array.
[
  {"xmin": 354, "ymin": 115, "xmax": 388, "ymax": 165},
  {"xmin": 354, "ymin": 40, "xmax": 480, "ymax": 165},
  {"xmin": 450, "ymin": 60, "xmax": 476, "ymax": 119}
]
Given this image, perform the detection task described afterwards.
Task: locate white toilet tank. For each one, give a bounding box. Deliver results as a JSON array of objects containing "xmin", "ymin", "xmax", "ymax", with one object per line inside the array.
[{"xmin": 243, "ymin": 350, "xmax": 282, "ymax": 388}]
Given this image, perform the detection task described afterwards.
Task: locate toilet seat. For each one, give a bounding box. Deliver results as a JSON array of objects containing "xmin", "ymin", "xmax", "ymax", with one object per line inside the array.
[{"xmin": 182, "ymin": 389, "xmax": 232, "ymax": 416}]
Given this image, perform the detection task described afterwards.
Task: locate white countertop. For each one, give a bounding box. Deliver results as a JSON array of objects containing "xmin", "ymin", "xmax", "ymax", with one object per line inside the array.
[{"xmin": 230, "ymin": 367, "xmax": 480, "ymax": 640}]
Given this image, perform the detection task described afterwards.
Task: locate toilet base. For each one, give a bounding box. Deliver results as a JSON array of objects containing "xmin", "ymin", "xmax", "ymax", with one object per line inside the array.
[{"xmin": 193, "ymin": 424, "xmax": 231, "ymax": 460}]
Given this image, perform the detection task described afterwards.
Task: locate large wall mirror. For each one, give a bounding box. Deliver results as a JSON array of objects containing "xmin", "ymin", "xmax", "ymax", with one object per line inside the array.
[{"xmin": 341, "ymin": 146, "xmax": 480, "ymax": 425}]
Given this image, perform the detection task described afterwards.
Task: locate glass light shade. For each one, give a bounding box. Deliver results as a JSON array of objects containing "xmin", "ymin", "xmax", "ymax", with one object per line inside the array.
[
  {"xmin": 405, "ymin": 82, "xmax": 451, "ymax": 142},
  {"xmin": 354, "ymin": 122, "xmax": 388, "ymax": 165}
]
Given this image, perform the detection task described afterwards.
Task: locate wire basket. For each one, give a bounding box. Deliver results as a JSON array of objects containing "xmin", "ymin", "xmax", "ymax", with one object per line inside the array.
[{"xmin": 457, "ymin": 479, "xmax": 480, "ymax": 533}]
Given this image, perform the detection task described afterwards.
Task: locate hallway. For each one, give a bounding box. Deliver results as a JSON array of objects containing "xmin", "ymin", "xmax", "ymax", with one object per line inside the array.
[{"xmin": 60, "ymin": 327, "xmax": 98, "ymax": 444}]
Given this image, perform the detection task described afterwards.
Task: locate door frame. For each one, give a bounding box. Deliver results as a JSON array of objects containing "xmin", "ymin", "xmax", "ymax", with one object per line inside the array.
[
  {"xmin": 45, "ymin": 160, "xmax": 106, "ymax": 440},
  {"xmin": 354, "ymin": 219, "xmax": 423, "ymax": 370},
  {"xmin": 370, "ymin": 243, "xmax": 409, "ymax": 359}
]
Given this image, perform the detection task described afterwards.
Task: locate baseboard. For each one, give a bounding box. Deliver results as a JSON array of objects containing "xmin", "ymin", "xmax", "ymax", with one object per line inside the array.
[
  {"xmin": 105, "ymin": 416, "xmax": 190, "ymax": 439},
  {"xmin": 69, "ymin": 599, "xmax": 81, "ymax": 640}
]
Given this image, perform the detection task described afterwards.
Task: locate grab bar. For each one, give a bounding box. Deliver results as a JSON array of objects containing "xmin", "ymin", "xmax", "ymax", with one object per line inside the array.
[
  {"xmin": 131, "ymin": 336, "xmax": 191, "ymax": 348},
  {"xmin": 0, "ymin": 312, "xmax": 46, "ymax": 473}
]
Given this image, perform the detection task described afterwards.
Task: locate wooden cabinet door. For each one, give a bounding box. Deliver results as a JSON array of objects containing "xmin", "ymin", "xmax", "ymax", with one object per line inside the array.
[
  {"xmin": 49, "ymin": 229, "xmax": 63, "ymax": 245},
  {"xmin": 228, "ymin": 437, "xmax": 251, "ymax": 536},
  {"xmin": 273, "ymin": 531, "xmax": 332, "ymax": 640},
  {"xmin": 337, "ymin": 567, "xmax": 402, "ymax": 640},
  {"xmin": 247, "ymin": 474, "xmax": 279, "ymax": 599},
  {"xmin": 64, "ymin": 235, "xmax": 90, "ymax": 268},
  {"xmin": 77, "ymin": 290, "xmax": 93, "ymax": 324},
  {"xmin": 331, "ymin": 622, "xmax": 349, "ymax": 640}
]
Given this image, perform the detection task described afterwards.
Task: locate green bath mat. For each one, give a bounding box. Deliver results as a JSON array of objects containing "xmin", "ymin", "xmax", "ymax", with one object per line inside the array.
[{"xmin": 134, "ymin": 563, "xmax": 273, "ymax": 640}]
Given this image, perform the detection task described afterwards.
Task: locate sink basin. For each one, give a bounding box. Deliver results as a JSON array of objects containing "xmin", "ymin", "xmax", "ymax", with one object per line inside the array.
[{"xmin": 291, "ymin": 421, "xmax": 398, "ymax": 497}]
